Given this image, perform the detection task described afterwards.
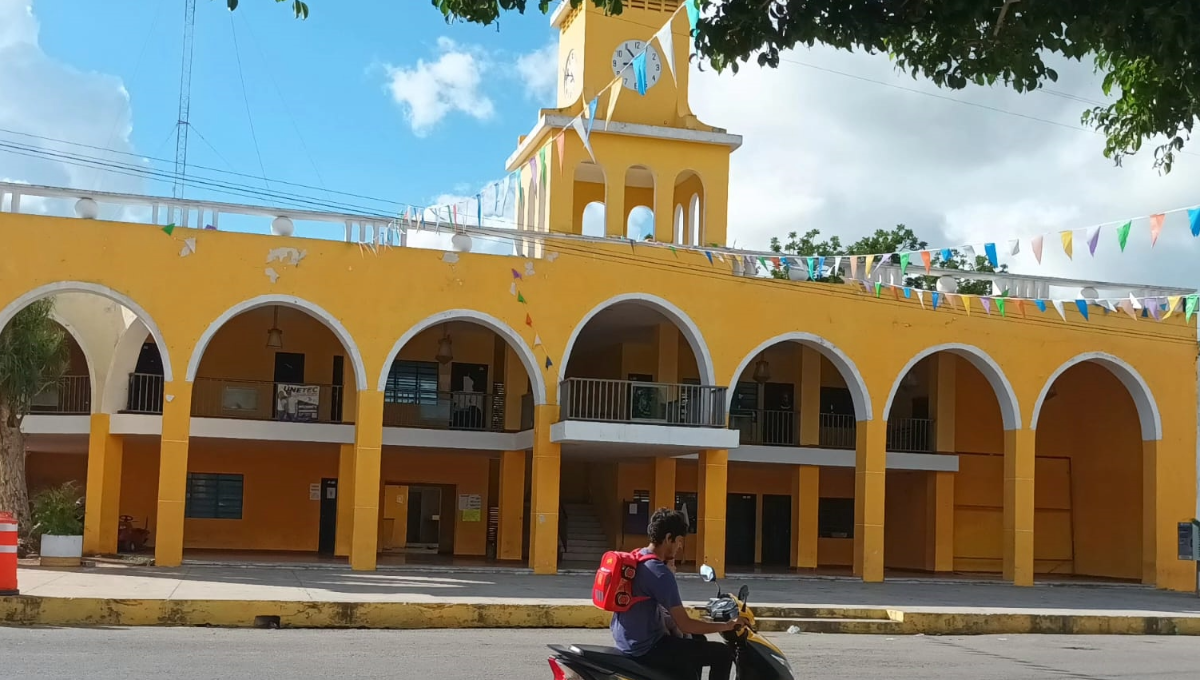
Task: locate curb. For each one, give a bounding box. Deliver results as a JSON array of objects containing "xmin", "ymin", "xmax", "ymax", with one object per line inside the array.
[{"xmin": 3, "ymin": 597, "xmax": 1200, "ymax": 635}]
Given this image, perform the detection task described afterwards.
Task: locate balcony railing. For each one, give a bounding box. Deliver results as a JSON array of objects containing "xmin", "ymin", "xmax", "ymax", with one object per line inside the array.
[
  {"xmin": 29, "ymin": 375, "xmax": 91, "ymax": 415},
  {"xmin": 559, "ymin": 378, "xmax": 728, "ymax": 428},
  {"xmin": 819, "ymin": 413, "xmax": 857, "ymax": 450},
  {"xmin": 731, "ymin": 409, "xmax": 798, "ymax": 446},
  {"xmin": 192, "ymin": 378, "xmax": 345, "ymax": 423},
  {"xmin": 125, "ymin": 373, "xmax": 165, "ymax": 414},
  {"xmin": 887, "ymin": 417, "xmax": 934, "ymax": 453},
  {"xmin": 382, "ymin": 391, "xmax": 500, "ymax": 431}
]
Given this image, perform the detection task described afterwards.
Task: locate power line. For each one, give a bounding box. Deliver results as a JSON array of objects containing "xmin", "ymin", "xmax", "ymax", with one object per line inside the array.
[{"xmin": 229, "ymin": 12, "xmax": 271, "ymax": 191}]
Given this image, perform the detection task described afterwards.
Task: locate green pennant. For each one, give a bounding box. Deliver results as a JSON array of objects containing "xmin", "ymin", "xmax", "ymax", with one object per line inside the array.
[
  {"xmin": 996, "ymin": 298, "xmax": 1006, "ymax": 317},
  {"xmin": 1117, "ymin": 220, "xmax": 1132, "ymax": 251},
  {"xmin": 669, "ymin": 245, "xmax": 678, "ymax": 257},
  {"xmin": 1186, "ymin": 295, "xmax": 1198, "ymax": 323},
  {"xmin": 162, "ymin": 223, "xmax": 176, "ymax": 236},
  {"xmin": 757, "ymin": 257, "xmax": 768, "ymax": 271},
  {"xmin": 538, "ymin": 147, "xmax": 547, "ymax": 187},
  {"xmin": 899, "ymin": 252, "xmax": 910, "ymax": 274},
  {"xmin": 517, "ymin": 292, "xmax": 527, "ymax": 304},
  {"xmin": 874, "ymin": 282, "xmax": 882, "ymax": 297}
]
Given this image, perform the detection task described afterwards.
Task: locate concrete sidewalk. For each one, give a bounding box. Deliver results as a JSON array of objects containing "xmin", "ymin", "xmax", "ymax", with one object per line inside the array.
[{"xmin": 4, "ymin": 565, "xmax": 1200, "ymax": 634}]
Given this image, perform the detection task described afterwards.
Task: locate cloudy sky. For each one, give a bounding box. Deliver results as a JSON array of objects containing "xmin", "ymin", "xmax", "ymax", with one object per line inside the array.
[{"xmin": 2, "ymin": 0, "xmax": 1199, "ymax": 289}]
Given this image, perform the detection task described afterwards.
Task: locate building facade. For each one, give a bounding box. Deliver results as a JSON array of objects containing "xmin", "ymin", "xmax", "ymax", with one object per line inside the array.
[{"xmin": 4, "ymin": 1, "xmax": 1198, "ymax": 591}]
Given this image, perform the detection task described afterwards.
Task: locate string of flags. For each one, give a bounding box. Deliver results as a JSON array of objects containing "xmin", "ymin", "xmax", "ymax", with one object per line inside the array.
[{"xmin": 508, "ymin": 257, "xmax": 562, "ymax": 371}]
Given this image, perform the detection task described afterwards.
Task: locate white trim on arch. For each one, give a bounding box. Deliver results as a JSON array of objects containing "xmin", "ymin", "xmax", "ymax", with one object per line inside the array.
[
  {"xmin": 558, "ymin": 293, "xmax": 717, "ymax": 390},
  {"xmin": 0, "ymin": 281, "xmax": 174, "ymax": 382},
  {"xmin": 724, "ymin": 332, "xmax": 873, "ymax": 421},
  {"xmin": 185, "ymin": 294, "xmax": 368, "ymax": 389},
  {"xmin": 49, "ymin": 311, "xmax": 100, "ymax": 414},
  {"xmin": 1031, "ymin": 352, "xmax": 1162, "ymax": 441},
  {"xmin": 884, "ymin": 343, "xmax": 1021, "ymax": 431},
  {"xmin": 376, "ymin": 309, "xmax": 548, "ymax": 406}
]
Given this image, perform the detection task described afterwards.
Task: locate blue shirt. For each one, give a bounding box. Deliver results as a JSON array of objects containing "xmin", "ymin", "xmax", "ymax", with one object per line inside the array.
[{"xmin": 610, "ymin": 550, "xmax": 683, "ymax": 656}]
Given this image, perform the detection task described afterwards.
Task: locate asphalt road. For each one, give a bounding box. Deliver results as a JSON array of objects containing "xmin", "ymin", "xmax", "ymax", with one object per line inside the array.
[{"xmin": 2, "ymin": 628, "xmax": 1199, "ymax": 679}]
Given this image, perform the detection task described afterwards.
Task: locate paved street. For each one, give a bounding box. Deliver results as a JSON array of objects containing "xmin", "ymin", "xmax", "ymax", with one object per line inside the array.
[{"xmin": 2, "ymin": 628, "xmax": 1199, "ymax": 679}]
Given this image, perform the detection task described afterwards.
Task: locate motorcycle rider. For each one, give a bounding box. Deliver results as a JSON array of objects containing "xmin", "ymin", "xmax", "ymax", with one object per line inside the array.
[{"xmin": 611, "ymin": 508, "xmax": 748, "ymax": 680}]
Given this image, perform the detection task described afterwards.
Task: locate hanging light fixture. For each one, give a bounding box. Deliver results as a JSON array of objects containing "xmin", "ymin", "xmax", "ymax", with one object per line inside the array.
[
  {"xmin": 435, "ymin": 324, "xmax": 454, "ymax": 364},
  {"xmin": 752, "ymin": 353, "xmax": 771, "ymax": 383},
  {"xmin": 266, "ymin": 306, "xmax": 284, "ymax": 349}
]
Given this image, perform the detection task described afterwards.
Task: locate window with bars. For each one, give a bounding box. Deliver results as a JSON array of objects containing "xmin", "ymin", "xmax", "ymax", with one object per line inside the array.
[
  {"xmin": 185, "ymin": 473, "xmax": 244, "ymax": 520},
  {"xmin": 384, "ymin": 360, "xmax": 439, "ymax": 405}
]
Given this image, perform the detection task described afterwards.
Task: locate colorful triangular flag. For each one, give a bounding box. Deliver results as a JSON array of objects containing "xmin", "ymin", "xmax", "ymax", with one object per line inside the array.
[
  {"xmin": 1150, "ymin": 213, "xmax": 1165, "ymax": 246},
  {"xmin": 1031, "ymin": 235, "xmax": 1044, "ymax": 264},
  {"xmin": 1060, "ymin": 230, "xmax": 1073, "ymax": 259},
  {"xmin": 1117, "ymin": 220, "xmax": 1132, "ymax": 251}
]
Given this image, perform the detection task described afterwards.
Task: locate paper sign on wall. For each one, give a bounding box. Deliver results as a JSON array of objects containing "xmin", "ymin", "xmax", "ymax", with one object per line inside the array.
[{"xmin": 309, "ymin": 483, "xmax": 320, "ymax": 501}]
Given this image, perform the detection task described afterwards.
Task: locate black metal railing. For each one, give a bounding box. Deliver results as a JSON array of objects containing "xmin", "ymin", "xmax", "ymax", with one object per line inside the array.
[
  {"xmin": 191, "ymin": 377, "xmax": 345, "ymax": 423},
  {"xmin": 382, "ymin": 391, "xmax": 499, "ymax": 431},
  {"xmin": 29, "ymin": 375, "xmax": 91, "ymax": 415},
  {"xmin": 730, "ymin": 408, "xmax": 799, "ymax": 446},
  {"xmin": 559, "ymin": 378, "xmax": 728, "ymax": 428},
  {"xmin": 887, "ymin": 417, "xmax": 934, "ymax": 453}
]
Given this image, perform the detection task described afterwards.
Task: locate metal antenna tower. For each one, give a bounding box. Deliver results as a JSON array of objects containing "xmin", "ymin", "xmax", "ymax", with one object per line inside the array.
[{"xmin": 173, "ymin": 0, "xmax": 197, "ymax": 199}]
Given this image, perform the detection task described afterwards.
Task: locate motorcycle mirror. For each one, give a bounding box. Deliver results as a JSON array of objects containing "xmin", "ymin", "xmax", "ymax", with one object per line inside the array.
[
  {"xmin": 737, "ymin": 585, "xmax": 749, "ymax": 606},
  {"xmin": 699, "ymin": 564, "xmax": 716, "ymax": 583}
]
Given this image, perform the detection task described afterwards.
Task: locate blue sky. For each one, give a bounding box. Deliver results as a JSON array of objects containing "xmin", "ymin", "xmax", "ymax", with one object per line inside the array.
[
  {"xmin": 6, "ymin": 0, "xmax": 1200, "ymax": 287},
  {"xmin": 28, "ymin": 0, "xmax": 556, "ymax": 218}
]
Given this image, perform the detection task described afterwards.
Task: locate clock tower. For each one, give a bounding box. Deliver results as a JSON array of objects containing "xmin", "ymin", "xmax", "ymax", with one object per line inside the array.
[{"xmin": 506, "ymin": 0, "xmax": 741, "ymax": 247}]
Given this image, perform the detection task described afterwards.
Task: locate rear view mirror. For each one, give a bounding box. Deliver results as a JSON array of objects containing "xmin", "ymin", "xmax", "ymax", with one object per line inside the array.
[{"xmin": 699, "ymin": 564, "xmax": 716, "ymax": 582}]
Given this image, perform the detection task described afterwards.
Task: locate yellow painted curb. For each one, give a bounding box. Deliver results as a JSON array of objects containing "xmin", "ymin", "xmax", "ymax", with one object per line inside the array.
[{"xmin": 2, "ymin": 597, "xmax": 1199, "ymax": 635}]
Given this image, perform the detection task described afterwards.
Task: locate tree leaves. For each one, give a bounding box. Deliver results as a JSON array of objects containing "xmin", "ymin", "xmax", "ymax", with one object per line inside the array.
[{"xmin": 0, "ymin": 299, "xmax": 68, "ymax": 426}]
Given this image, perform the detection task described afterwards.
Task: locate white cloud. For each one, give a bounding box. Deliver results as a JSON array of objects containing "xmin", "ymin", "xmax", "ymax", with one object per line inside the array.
[
  {"xmin": 515, "ymin": 42, "xmax": 558, "ymax": 102},
  {"xmin": 384, "ymin": 37, "xmax": 495, "ymax": 137},
  {"xmin": 689, "ymin": 47, "xmax": 1200, "ymax": 290},
  {"xmin": 0, "ymin": 0, "xmax": 139, "ymax": 204}
]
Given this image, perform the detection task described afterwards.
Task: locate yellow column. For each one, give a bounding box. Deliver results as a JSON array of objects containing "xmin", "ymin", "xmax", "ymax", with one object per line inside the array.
[
  {"xmin": 655, "ymin": 323, "xmax": 679, "ymax": 384},
  {"xmin": 652, "ymin": 457, "xmax": 677, "ymax": 512},
  {"xmin": 799, "ymin": 347, "xmax": 821, "ymax": 446},
  {"xmin": 700, "ymin": 166, "xmax": 729, "ymax": 247},
  {"xmin": 605, "ymin": 172, "xmax": 627, "ymax": 238},
  {"xmin": 791, "ymin": 465, "xmax": 819, "ymax": 569},
  {"xmin": 928, "ymin": 353, "xmax": 956, "ymax": 572},
  {"xmin": 1003, "ymin": 428, "xmax": 1035, "ymax": 586},
  {"xmin": 653, "ymin": 177, "xmax": 675, "ymax": 243},
  {"xmin": 529, "ymin": 404, "xmax": 561, "ymax": 574},
  {"xmin": 83, "ymin": 414, "xmax": 123, "ymax": 555},
  {"xmin": 926, "ymin": 472, "xmax": 955, "ymax": 572},
  {"xmin": 350, "ymin": 390, "xmax": 384, "ymax": 571},
  {"xmin": 547, "ymin": 143, "xmax": 575, "ymax": 235},
  {"xmin": 498, "ymin": 450, "xmax": 526, "ymax": 561},
  {"xmin": 1143, "ymin": 440, "xmax": 1157, "ymax": 587},
  {"xmin": 697, "ymin": 449, "xmax": 728, "ymax": 578},
  {"xmin": 335, "ymin": 443, "xmax": 355, "ymax": 558},
  {"xmin": 154, "ymin": 383, "xmax": 193, "ymax": 568},
  {"xmin": 853, "ymin": 419, "xmax": 885, "ymax": 582}
]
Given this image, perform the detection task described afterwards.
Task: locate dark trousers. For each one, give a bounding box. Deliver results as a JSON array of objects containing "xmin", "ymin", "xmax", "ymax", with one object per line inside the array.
[{"xmin": 638, "ymin": 634, "xmax": 733, "ymax": 680}]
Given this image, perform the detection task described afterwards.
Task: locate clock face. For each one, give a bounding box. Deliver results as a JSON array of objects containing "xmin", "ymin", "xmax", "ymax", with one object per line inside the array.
[
  {"xmin": 561, "ymin": 49, "xmax": 581, "ymax": 102},
  {"xmin": 611, "ymin": 39, "xmax": 663, "ymax": 91}
]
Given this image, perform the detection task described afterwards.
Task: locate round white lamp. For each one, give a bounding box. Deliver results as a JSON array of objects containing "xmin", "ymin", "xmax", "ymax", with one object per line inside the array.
[
  {"xmin": 1080, "ymin": 286, "xmax": 1099, "ymax": 300},
  {"xmin": 788, "ymin": 265, "xmax": 810, "ymax": 282},
  {"xmin": 451, "ymin": 232, "xmax": 473, "ymax": 252},
  {"xmin": 74, "ymin": 197, "xmax": 99, "ymax": 220},
  {"xmin": 936, "ymin": 276, "xmax": 959, "ymax": 293},
  {"xmin": 271, "ymin": 216, "xmax": 295, "ymax": 237}
]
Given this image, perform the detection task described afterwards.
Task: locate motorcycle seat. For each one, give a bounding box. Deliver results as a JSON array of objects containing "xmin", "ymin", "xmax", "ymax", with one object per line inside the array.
[{"xmin": 566, "ymin": 645, "xmax": 679, "ymax": 680}]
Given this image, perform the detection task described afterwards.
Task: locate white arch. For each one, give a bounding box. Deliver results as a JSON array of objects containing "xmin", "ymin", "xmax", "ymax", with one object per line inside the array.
[
  {"xmin": 724, "ymin": 332, "xmax": 873, "ymax": 421},
  {"xmin": 0, "ymin": 281, "xmax": 174, "ymax": 382},
  {"xmin": 101, "ymin": 318, "xmax": 154, "ymax": 414},
  {"xmin": 185, "ymin": 294, "xmax": 368, "ymax": 389},
  {"xmin": 376, "ymin": 309, "xmax": 548, "ymax": 406},
  {"xmin": 48, "ymin": 311, "xmax": 99, "ymax": 414},
  {"xmin": 559, "ymin": 293, "xmax": 717, "ymax": 390},
  {"xmin": 884, "ymin": 343, "xmax": 1021, "ymax": 430},
  {"xmin": 1031, "ymin": 352, "xmax": 1161, "ymax": 441}
]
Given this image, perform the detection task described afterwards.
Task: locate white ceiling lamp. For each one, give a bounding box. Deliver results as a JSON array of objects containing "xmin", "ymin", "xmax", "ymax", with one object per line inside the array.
[
  {"xmin": 435, "ymin": 324, "xmax": 454, "ymax": 365},
  {"xmin": 266, "ymin": 306, "xmax": 284, "ymax": 349}
]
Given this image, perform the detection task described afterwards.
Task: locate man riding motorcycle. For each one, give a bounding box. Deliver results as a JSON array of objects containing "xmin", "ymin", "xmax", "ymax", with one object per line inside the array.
[{"xmin": 610, "ymin": 508, "xmax": 749, "ymax": 680}]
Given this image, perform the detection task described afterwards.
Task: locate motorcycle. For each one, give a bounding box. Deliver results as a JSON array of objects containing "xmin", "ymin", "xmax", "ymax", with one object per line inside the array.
[
  {"xmin": 117, "ymin": 515, "xmax": 150, "ymax": 554},
  {"xmin": 547, "ymin": 563, "xmax": 794, "ymax": 680}
]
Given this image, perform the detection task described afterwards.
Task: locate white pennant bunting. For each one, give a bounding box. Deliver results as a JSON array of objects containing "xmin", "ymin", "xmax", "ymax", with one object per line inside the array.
[
  {"xmin": 1129, "ymin": 293, "xmax": 1143, "ymax": 310},
  {"xmin": 1052, "ymin": 299, "xmax": 1067, "ymax": 321},
  {"xmin": 655, "ymin": 22, "xmax": 676, "ymax": 84},
  {"xmin": 1009, "ymin": 239, "xmax": 1020, "ymax": 256},
  {"xmin": 832, "ymin": 255, "xmax": 842, "ymax": 277},
  {"xmin": 571, "ymin": 116, "xmax": 596, "ymax": 161},
  {"xmin": 916, "ymin": 289, "xmax": 926, "ymax": 309}
]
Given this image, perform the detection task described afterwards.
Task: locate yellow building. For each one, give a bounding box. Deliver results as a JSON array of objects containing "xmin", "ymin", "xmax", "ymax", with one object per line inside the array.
[{"xmin": 4, "ymin": 1, "xmax": 1198, "ymax": 592}]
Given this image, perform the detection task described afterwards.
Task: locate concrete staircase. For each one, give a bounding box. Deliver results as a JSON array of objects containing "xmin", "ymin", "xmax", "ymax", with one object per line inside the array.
[{"xmin": 560, "ymin": 503, "xmax": 610, "ymax": 564}]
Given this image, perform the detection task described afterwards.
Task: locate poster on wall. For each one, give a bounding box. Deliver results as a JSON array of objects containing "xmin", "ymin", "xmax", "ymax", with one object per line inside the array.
[
  {"xmin": 459, "ymin": 493, "xmax": 482, "ymax": 522},
  {"xmin": 276, "ymin": 384, "xmax": 320, "ymax": 422}
]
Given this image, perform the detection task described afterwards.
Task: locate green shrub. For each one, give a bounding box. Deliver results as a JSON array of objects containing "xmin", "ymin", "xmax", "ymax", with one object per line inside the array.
[{"xmin": 31, "ymin": 481, "xmax": 84, "ymax": 537}]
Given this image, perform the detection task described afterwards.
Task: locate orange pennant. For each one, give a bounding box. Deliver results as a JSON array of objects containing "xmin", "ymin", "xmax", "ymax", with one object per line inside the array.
[
  {"xmin": 1014, "ymin": 299, "xmax": 1026, "ymax": 318},
  {"xmin": 525, "ymin": 313, "xmax": 533, "ymax": 327},
  {"xmin": 1150, "ymin": 213, "xmax": 1165, "ymax": 246},
  {"xmin": 920, "ymin": 250, "xmax": 932, "ymax": 274},
  {"xmin": 556, "ymin": 133, "xmax": 566, "ymax": 176}
]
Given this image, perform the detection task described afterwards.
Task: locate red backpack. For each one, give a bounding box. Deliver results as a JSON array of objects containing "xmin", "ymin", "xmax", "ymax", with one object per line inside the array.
[{"xmin": 592, "ymin": 550, "xmax": 659, "ymax": 612}]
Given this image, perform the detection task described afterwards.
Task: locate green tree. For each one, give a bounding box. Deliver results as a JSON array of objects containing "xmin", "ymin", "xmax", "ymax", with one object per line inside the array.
[
  {"xmin": 247, "ymin": 0, "xmax": 1199, "ymax": 173},
  {"xmin": 769, "ymin": 224, "xmax": 1007, "ymax": 293},
  {"xmin": 0, "ymin": 299, "xmax": 68, "ymax": 530}
]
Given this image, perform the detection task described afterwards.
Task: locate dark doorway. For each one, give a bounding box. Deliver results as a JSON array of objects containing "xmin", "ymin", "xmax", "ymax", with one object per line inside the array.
[
  {"xmin": 451, "ymin": 363, "xmax": 489, "ymax": 429},
  {"xmin": 127, "ymin": 341, "xmax": 165, "ymax": 413},
  {"xmin": 318, "ymin": 478, "xmax": 337, "ymax": 556},
  {"xmin": 761, "ymin": 494, "xmax": 792, "ymax": 567},
  {"xmin": 762, "ymin": 382, "xmax": 796, "ymax": 445},
  {"xmin": 725, "ymin": 493, "xmax": 757, "ymax": 567},
  {"xmin": 274, "ymin": 352, "xmax": 306, "ymax": 384}
]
